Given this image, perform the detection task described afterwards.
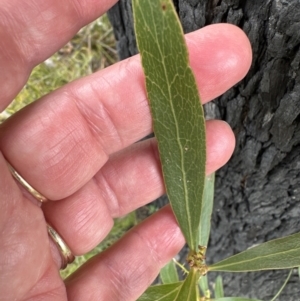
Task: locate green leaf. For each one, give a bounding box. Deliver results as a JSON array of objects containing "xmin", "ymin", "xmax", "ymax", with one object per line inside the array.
[
  {"xmin": 199, "ymin": 275, "xmax": 209, "ymax": 296},
  {"xmin": 138, "ymin": 269, "xmax": 199, "ymax": 301},
  {"xmin": 160, "ymin": 259, "xmax": 179, "ymax": 284},
  {"xmin": 213, "ymin": 297, "xmax": 261, "ymax": 301},
  {"xmin": 209, "ymin": 232, "xmax": 300, "ymax": 272},
  {"xmin": 175, "ymin": 268, "xmax": 199, "ymax": 300},
  {"xmin": 214, "ymin": 275, "xmax": 224, "ymax": 298},
  {"xmin": 198, "ymin": 173, "xmax": 215, "ymax": 247},
  {"xmin": 133, "ymin": 0, "xmax": 206, "ymax": 251},
  {"xmin": 137, "ymin": 283, "xmax": 182, "ymax": 301}
]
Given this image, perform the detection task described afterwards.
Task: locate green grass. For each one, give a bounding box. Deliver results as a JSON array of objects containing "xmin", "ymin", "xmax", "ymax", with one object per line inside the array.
[{"xmin": 3, "ymin": 14, "xmax": 117, "ymax": 116}]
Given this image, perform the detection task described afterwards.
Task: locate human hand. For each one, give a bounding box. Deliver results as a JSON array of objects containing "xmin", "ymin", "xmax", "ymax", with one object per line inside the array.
[{"xmin": 0, "ymin": 0, "xmax": 252, "ymax": 300}]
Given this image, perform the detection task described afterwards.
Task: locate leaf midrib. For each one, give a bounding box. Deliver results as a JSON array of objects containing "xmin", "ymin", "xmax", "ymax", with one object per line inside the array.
[
  {"xmin": 147, "ymin": 3, "xmax": 194, "ymax": 250},
  {"xmin": 212, "ymin": 245, "xmax": 300, "ymax": 270}
]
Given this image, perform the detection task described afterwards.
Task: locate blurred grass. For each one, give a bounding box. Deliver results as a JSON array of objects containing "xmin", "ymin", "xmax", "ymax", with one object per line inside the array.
[
  {"xmin": 2, "ymin": 14, "xmax": 117, "ymax": 118},
  {"xmin": 1, "ymin": 15, "xmax": 139, "ymax": 278}
]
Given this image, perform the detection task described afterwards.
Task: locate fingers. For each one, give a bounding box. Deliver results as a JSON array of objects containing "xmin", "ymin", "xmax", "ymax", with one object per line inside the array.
[
  {"xmin": 186, "ymin": 24, "xmax": 252, "ymax": 102},
  {"xmin": 65, "ymin": 206, "xmax": 185, "ymax": 301},
  {"xmin": 0, "ymin": 0, "xmax": 118, "ymax": 110},
  {"xmin": 0, "ymin": 152, "xmax": 66, "ymax": 300},
  {"xmin": 42, "ymin": 120, "xmax": 235, "ymax": 255},
  {"xmin": 0, "ymin": 24, "xmax": 251, "ymax": 201},
  {"xmin": 0, "ymin": 152, "xmax": 43, "ymax": 299}
]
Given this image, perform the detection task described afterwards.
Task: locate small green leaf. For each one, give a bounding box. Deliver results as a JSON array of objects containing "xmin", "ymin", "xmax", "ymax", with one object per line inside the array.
[
  {"xmin": 214, "ymin": 275, "xmax": 224, "ymax": 298},
  {"xmin": 133, "ymin": 0, "xmax": 206, "ymax": 251},
  {"xmin": 137, "ymin": 283, "xmax": 182, "ymax": 301},
  {"xmin": 138, "ymin": 270, "xmax": 199, "ymax": 301},
  {"xmin": 175, "ymin": 268, "xmax": 199, "ymax": 300},
  {"xmin": 209, "ymin": 232, "xmax": 300, "ymax": 272},
  {"xmin": 160, "ymin": 259, "xmax": 179, "ymax": 284},
  {"xmin": 199, "ymin": 275, "xmax": 209, "ymax": 296},
  {"xmin": 213, "ymin": 297, "xmax": 261, "ymax": 301},
  {"xmin": 198, "ymin": 173, "xmax": 215, "ymax": 247}
]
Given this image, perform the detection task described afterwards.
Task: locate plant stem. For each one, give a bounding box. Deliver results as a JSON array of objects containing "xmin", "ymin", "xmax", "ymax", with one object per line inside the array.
[
  {"xmin": 270, "ymin": 269, "xmax": 293, "ymax": 301},
  {"xmin": 172, "ymin": 258, "xmax": 189, "ymax": 275}
]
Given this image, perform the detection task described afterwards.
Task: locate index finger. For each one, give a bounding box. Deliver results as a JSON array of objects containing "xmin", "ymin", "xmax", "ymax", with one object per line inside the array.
[
  {"xmin": 0, "ymin": 24, "xmax": 252, "ymax": 200},
  {"xmin": 0, "ymin": 0, "xmax": 118, "ymax": 110}
]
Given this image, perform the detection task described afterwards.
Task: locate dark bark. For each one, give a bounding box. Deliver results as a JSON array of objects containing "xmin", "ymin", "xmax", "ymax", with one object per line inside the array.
[{"xmin": 108, "ymin": 0, "xmax": 300, "ymax": 299}]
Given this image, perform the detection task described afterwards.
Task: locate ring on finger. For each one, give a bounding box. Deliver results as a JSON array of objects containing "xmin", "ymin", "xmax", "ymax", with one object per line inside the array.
[
  {"xmin": 47, "ymin": 223, "xmax": 75, "ymax": 269},
  {"xmin": 6, "ymin": 161, "xmax": 48, "ymax": 203}
]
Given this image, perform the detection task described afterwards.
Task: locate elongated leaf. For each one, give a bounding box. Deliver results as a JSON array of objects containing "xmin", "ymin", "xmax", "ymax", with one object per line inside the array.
[
  {"xmin": 137, "ymin": 283, "xmax": 182, "ymax": 301},
  {"xmin": 198, "ymin": 173, "xmax": 215, "ymax": 247},
  {"xmin": 175, "ymin": 268, "xmax": 199, "ymax": 300},
  {"xmin": 133, "ymin": 0, "xmax": 206, "ymax": 251},
  {"xmin": 213, "ymin": 297, "xmax": 261, "ymax": 301},
  {"xmin": 214, "ymin": 275, "xmax": 224, "ymax": 298},
  {"xmin": 209, "ymin": 232, "xmax": 300, "ymax": 272},
  {"xmin": 138, "ymin": 270, "xmax": 199, "ymax": 301},
  {"xmin": 160, "ymin": 259, "xmax": 179, "ymax": 284},
  {"xmin": 199, "ymin": 275, "xmax": 209, "ymax": 296}
]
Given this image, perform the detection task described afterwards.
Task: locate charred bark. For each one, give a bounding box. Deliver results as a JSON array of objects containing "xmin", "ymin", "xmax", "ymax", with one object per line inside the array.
[{"xmin": 108, "ymin": 0, "xmax": 300, "ymax": 299}]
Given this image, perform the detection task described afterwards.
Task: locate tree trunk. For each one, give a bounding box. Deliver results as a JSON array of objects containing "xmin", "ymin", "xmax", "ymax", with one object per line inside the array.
[{"xmin": 107, "ymin": 1, "xmax": 300, "ymax": 299}]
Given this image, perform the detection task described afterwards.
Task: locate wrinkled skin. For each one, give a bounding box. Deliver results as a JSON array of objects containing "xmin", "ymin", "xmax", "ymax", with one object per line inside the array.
[{"xmin": 0, "ymin": 0, "xmax": 252, "ymax": 300}]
